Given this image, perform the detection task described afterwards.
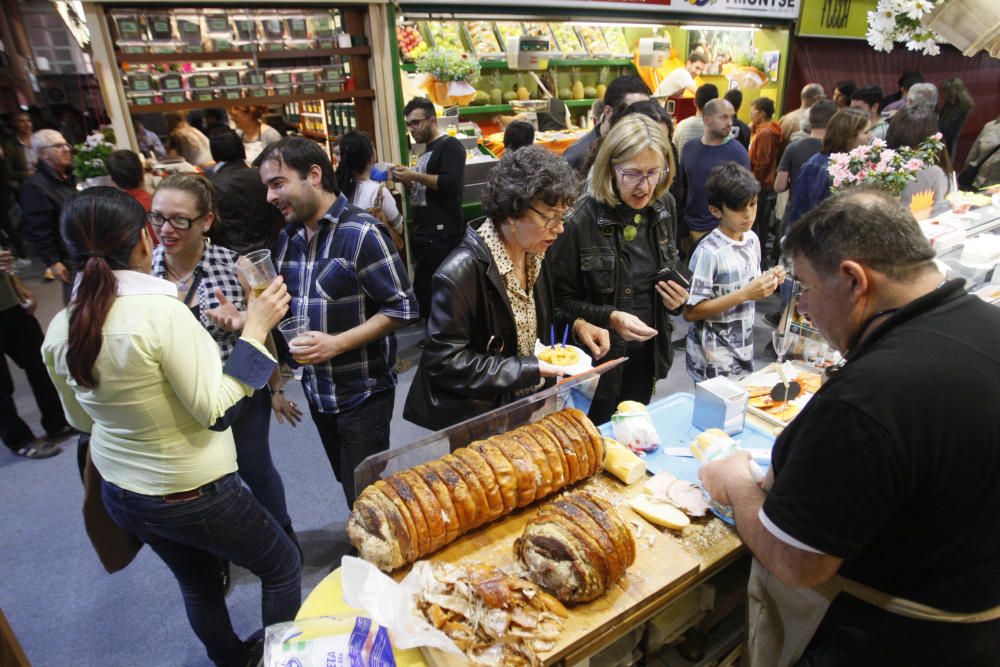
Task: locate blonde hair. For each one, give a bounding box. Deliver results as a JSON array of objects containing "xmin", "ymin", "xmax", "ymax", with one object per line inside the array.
[
  {"xmin": 590, "ymin": 114, "xmax": 674, "ymax": 207},
  {"xmin": 154, "ymin": 173, "xmax": 220, "ymax": 225}
]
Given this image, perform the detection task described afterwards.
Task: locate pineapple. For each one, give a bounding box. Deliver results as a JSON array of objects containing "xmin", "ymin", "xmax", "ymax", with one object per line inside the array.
[
  {"xmin": 489, "ymin": 71, "xmax": 503, "ymax": 106},
  {"xmin": 516, "ymin": 73, "xmax": 530, "ymax": 101},
  {"xmin": 570, "ymin": 67, "xmax": 585, "ymax": 100},
  {"xmin": 596, "ymin": 66, "xmax": 609, "ymax": 101}
]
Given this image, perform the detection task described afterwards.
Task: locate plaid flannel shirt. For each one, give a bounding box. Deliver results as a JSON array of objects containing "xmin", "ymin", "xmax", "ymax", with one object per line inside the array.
[{"xmin": 276, "ymin": 194, "xmax": 418, "ymax": 413}]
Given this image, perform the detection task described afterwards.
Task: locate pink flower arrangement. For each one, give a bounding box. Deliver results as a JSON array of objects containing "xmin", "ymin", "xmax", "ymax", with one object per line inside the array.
[{"xmin": 828, "ymin": 134, "xmax": 944, "ymax": 196}]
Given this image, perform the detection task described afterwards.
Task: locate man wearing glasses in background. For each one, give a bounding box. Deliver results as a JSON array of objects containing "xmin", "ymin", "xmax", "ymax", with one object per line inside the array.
[
  {"xmin": 391, "ymin": 97, "xmax": 466, "ymax": 326},
  {"xmin": 19, "ymin": 130, "xmax": 77, "ymax": 303}
]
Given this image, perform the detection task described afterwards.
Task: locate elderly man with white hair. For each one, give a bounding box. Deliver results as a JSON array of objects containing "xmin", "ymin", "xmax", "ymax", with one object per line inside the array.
[
  {"xmin": 18, "ymin": 129, "xmax": 77, "ymax": 303},
  {"xmin": 905, "ymin": 82, "xmax": 939, "ymax": 111}
]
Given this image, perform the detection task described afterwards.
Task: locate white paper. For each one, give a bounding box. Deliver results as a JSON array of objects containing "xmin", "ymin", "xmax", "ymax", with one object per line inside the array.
[{"xmin": 340, "ymin": 556, "xmax": 464, "ymax": 655}]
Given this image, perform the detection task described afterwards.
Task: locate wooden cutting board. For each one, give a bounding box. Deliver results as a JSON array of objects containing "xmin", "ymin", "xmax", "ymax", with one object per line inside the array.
[{"xmin": 408, "ymin": 474, "xmax": 701, "ymax": 666}]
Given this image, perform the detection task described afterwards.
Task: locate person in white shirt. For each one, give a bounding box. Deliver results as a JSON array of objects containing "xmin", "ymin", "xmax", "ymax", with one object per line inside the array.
[
  {"xmin": 655, "ymin": 52, "xmax": 707, "ymax": 98},
  {"xmin": 335, "ymin": 130, "xmax": 405, "ymax": 251},
  {"xmin": 231, "ymin": 105, "xmax": 282, "ymax": 165},
  {"xmin": 42, "ymin": 186, "xmax": 299, "ymax": 667}
]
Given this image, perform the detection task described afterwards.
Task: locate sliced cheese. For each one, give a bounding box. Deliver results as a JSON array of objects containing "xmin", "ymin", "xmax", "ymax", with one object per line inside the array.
[
  {"xmin": 628, "ymin": 494, "xmax": 691, "ymax": 530},
  {"xmin": 690, "ymin": 428, "xmax": 736, "ymax": 462},
  {"xmin": 603, "ymin": 437, "xmax": 646, "ymax": 485}
]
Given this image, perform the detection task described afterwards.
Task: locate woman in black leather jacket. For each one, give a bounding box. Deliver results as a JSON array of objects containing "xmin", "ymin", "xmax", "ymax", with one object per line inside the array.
[
  {"xmin": 404, "ymin": 147, "xmax": 610, "ymax": 431},
  {"xmin": 548, "ymin": 114, "xmax": 689, "ymax": 425}
]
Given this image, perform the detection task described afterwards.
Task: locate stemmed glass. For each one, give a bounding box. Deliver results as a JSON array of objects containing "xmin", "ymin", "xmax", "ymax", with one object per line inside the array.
[{"xmin": 771, "ymin": 330, "xmax": 797, "ymax": 401}]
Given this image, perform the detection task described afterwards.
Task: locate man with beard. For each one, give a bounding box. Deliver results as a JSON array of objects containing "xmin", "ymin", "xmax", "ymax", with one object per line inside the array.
[
  {"xmin": 258, "ymin": 138, "xmax": 418, "ymax": 507},
  {"xmin": 391, "ymin": 97, "xmax": 466, "ymax": 320}
]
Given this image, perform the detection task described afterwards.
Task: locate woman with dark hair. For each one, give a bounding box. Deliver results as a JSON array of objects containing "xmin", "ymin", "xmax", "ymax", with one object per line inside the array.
[
  {"xmin": 785, "ymin": 107, "xmax": 871, "ymax": 229},
  {"xmin": 404, "ymin": 146, "xmax": 609, "ymax": 430},
  {"xmin": 334, "ymin": 131, "xmax": 404, "ymax": 249},
  {"xmin": 503, "ymin": 120, "xmax": 535, "ymax": 152},
  {"xmin": 230, "ymin": 105, "xmax": 282, "ymax": 164},
  {"xmin": 548, "ymin": 114, "xmax": 689, "ymax": 425},
  {"xmin": 887, "ymin": 106, "xmax": 950, "ymax": 209},
  {"xmin": 41, "ymin": 187, "xmax": 299, "ymax": 666},
  {"xmin": 150, "ymin": 173, "xmax": 301, "ymax": 553},
  {"xmin": 938, "ymin": 78, "xmax": 974, "ymax": 158}
]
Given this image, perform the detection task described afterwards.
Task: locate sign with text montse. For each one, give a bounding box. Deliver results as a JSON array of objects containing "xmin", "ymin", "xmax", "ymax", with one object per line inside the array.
[{"xmin": 407, "ymin": 0, "xmax": 800, "ymax": 21}]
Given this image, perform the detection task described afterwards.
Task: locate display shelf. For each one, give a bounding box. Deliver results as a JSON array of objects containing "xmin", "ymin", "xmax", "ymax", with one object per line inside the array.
[
  {"xmin": 127, "ymin": 89, "xmax": 374, "ymax": 114},
  {"xmin": 117, "ymin": 46, "xmax": 369, "ymax": 65},
  {"xmin": 457, "ymin": 98, "xmax": 598, "ymax": 116},
  {"xmin": 300, "ymin": 128, "xmax": 331, "ymax": 140},
  {"xmin": 400, "ymin": 57, "xmax": 630, "ymax": 73}
]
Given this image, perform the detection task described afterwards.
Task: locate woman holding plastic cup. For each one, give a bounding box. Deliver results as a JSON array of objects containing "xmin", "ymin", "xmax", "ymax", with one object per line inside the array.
[{"xmin": 149, "ymin": 174, "xmax": 302, "ymax": 552}]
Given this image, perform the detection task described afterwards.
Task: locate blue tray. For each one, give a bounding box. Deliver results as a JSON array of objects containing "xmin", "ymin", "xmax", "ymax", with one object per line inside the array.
[{"xmin": 598, "ymin": 392, "xmax": 776, "ymax": 484}]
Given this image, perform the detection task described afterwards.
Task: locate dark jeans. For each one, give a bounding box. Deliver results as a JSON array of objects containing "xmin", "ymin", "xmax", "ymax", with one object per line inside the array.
[
  {"xmin": 0, "ymin": 304, "xmax": 68, "ymax": 451},
  {"xmin": 231, "ymin": 387, "xmax": 291, "ymax": 531},
  {"xmin": 101, "ymin": 473, "xmax": 301, "ymax": 667},
  {"xmin": 587, "ymin": 341, "xmax": 656, "ymax": 425},
  {"xmin": 412, "ymin": 234, "xmax": 462, "ymax": 319},
  {"xmin": 309, "ymin": 388, "xmax": 394, "ymax": 508}
]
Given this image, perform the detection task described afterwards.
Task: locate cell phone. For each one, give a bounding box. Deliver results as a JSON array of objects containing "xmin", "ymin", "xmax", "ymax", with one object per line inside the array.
[{"xmin": 653, "ymin": 264, "xmax": 692, "ymax": 290}]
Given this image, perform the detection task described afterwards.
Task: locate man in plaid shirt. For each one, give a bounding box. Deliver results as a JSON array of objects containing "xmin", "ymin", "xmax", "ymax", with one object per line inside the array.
[{"xmin": 259, "ymin": 138, "xmax": 418, "ymax": 507}]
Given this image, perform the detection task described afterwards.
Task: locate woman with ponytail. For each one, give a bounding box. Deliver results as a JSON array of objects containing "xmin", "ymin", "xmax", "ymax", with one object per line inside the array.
[
  {"xmin": 42, "ymin": 187, "xmax": 300, "ymax": 666},
  {"xmin": 335, "ymin": 131, "xmax": 405, "ymax": 250},
  {"xmin": 150, "ymin": 174, "xmax": 301, "ymax": 557}
]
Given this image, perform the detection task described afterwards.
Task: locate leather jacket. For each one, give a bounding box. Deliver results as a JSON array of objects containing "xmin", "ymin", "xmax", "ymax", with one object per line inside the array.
[
  {"xmin": 19, "ymin": 161, "xmax": 76, "ymax": 267},
  {"xmin": 547, "ymin": 192, "xmax": 682, "ymax": 401},
  {"xmin": 404, "ymin": 223, "xmax": 559, "ymax": 431}
]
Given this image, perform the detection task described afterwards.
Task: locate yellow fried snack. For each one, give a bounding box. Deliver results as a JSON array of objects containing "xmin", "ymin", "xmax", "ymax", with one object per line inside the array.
[{"xmin": 537, "ymin": 346, "xmax": 581, "ymax": 366}]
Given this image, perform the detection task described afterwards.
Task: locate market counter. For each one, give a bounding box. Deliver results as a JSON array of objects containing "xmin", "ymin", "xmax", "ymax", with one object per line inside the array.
[{"xmin": 483, "ymin": 128, "xmax": 588, "ymax": 159}]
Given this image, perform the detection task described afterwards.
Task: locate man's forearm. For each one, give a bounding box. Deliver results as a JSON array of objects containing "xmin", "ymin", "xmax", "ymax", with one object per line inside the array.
[
  {"xmin": 411, "ymin": 171, "xmax": 440, "ymax": 191},
  {"xmin": 338, "ymin": 313, "xmax": 408, "ymax": 354}
]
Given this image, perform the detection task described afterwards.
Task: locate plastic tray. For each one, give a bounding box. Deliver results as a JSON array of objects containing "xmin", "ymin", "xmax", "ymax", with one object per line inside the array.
[{"xmin": 599, "ymin": 392, "xmax": 775, "ymax": 484}]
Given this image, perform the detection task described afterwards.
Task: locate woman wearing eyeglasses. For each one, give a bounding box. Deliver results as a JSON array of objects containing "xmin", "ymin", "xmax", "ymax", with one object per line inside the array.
[
  {"xmin": 404, "ymin": 146, "xmax": 610, "ymax": 431},
  {"xmin": 42, "ymin": 187, "xmax": 299, "ymax": 666},
  {"xmin": 149, "ymin": 174, "xmax": 302, "ymax": 555},
  {"xmin": 548, "ymin": 114, "xmax": 689, "ymax": 425}
]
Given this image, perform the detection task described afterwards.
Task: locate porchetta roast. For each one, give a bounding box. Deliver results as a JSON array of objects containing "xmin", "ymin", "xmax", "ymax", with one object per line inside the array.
[
  {"xmin": 514, "ymin": 490, "xmax": 636, "ymax": 603},
  {"xmin": 347, "ymin": 408, "xmax": 605, "ymax": 571}
]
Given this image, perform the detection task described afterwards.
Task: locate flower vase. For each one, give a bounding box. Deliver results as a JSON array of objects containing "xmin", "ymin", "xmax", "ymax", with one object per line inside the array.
[{"xmin": 83, "ymin": 175, "xmax": 114, "ymax": 189}]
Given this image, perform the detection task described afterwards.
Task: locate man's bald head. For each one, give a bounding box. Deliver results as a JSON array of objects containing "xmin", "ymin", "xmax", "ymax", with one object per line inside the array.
[
  {"xmin": 703, "ymin": 98, "xmax": 733, "ymax": 119},
  {"xmin": 702, "ymin": 99, "xmax": 735, "ymax": 142},
  {"xmin": 802, "ymin": 84, "xmax": 826, "ymax": 107}
]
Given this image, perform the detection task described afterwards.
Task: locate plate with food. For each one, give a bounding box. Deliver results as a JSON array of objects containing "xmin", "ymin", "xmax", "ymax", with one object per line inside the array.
[
  {"xmin": 741, "ymin": 362, "xmax": 822, "ymax": 426},
  {"xmin": 534, "ymin": 340, "xmax": 593, "ymax": 377}
]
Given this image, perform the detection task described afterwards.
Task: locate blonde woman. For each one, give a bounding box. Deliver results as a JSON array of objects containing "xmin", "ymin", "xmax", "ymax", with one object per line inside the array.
[{"xmin": 548, "ymin": 114, "xmax": 688, "ymax": 424}]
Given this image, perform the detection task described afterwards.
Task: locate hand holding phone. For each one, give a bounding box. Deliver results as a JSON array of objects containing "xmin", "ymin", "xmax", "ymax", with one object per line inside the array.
[{"xmin": 653, "ymin": 264, "xmax": 692, "ymax": 290}]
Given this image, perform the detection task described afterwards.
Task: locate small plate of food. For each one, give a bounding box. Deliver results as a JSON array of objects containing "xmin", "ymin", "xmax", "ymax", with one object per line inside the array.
[{"xmin": 534, "ymin": 340, "xmax": 593, "ymax": 377}]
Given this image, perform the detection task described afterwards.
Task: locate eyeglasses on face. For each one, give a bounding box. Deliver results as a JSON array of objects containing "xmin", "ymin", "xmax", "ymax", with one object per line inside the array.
[
  {"xmin": 405, "ymin": 116, "xmax": 431, "ymax": 129},
  {"xmin": 147, "ymin": 211, "xmax": 206, "ymax": 230},
  {"xmin": 41, "ymin": 143, "xmax": 72, "ymax": 151},
  {"xmin": 527, "ymin": 205, "xmax": 568, "ymax": 230},
  {"xmin": 614, "ymin": 167, "xmax": 666, "ymax": 187}
]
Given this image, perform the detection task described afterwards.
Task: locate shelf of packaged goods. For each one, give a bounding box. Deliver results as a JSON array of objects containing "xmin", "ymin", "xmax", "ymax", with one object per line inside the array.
[
  {"xmin": 300, "ymin": 128, "xmax": 332, "ymax": 141},
  {"xmin": 457, "ymin": 98, "xmax": 598, "ymax": 116},
  {"xmin": 127, "ymin": 89, "xmax": 374, "ymax": 114},
  {"xmin": 117, "ymin": 46, "xmax": 370, "ymax": 65},
  {"xmin": 400, "ymin": 57, "xmax": 632, "ymax": 73}
]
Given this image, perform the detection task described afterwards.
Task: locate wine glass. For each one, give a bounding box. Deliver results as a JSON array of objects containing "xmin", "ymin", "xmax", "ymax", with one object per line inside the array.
[{"xmin": 772, "ymin": 330, "xmax": 792, "ymax": 366}]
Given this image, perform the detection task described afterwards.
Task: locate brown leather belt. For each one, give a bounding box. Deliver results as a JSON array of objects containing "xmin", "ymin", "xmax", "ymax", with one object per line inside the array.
[{"xmin": 162, "ymin": 476, "xmax": 226, "ymax": 503}]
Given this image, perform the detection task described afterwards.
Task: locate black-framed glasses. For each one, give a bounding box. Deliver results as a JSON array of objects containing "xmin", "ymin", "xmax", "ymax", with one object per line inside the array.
[
  {"xmin": 614, "ymin": 167, "xmax": 666, "ymax": 187},
  {"xmin": 147, "ymin": 211, "xmax": 206, "ymax": 230},
  {"xmin": 527, "ymin": 205, "xmax": 568, "ymax": 230},
  {"xmin": 405, "ymin": 116, "xmax": 431, "ymax": 129}
]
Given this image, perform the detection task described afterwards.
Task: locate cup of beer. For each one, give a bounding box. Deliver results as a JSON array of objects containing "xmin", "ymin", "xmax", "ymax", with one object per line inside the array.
[
  {"xmin": 278, "ymin": 316, "xmax": 311, "ymax": 365},
  {"xmin": 238, "ymin": 249, "xmax": 277, "ymax": 297}
]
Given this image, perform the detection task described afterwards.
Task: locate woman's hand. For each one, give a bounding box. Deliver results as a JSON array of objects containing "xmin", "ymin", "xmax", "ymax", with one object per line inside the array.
[
  {"xmin": 243, "ymin": 275, "xmax": 290, "ymax": 343},
  {"xmin": 204, "ymin": 288, "xmax": 246, "ymax": 332},
  {"xmin": 271, "ymin": 392, "xmax": 303, "ymax": 426},
  {"xmin": 656, "ymin": 280, "xmax": 689, "ymax": 311},
  {"xmin": 538, "ymin": 360, "xmax": 566, "ymax": 378},
  {"xmin": 573, "ymin": 319, "xmax": 611, "ymax": 359},
  {"xmin": 609, "ymin": 311, "xmax": 657, "ymax": 342}
]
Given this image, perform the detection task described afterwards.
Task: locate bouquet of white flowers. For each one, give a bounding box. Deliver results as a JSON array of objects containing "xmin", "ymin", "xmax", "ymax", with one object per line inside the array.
[
  {"xmin": 72, "ymin": 130, "xmax": 116, "ymax": 180},
  {"xmin": 866, "ymin": 0, "xmax": 944, "ymax": 54}
]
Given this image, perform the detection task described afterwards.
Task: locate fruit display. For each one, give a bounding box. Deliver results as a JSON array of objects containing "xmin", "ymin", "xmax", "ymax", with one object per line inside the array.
[
  {"xmin": 522, "ymin": 21, "xmax": 556, "ymax": 51},
  {"xmin": 577, "ymin": 25, "xmax": 611, "ymax": 56},
  {"xmin": 488, "ymin": 71, "xmax": 504, "ymax": 105},
  {"xmin": 495, "ymin": 21, "xmax": 525, "ymax": 47},
  {"xmin": 465, "ymin": 21, "xmax": 503, "ymax": 58},
  {"xmin": 396, "ymin": 22, "xmax": 428, "ymax": 61},
  {"xmin": 570, "ymin": 68, "xmax": 584, "ymax": 100},
  {"xmin": 596, "ymin": 66, "xmax": 610, "ymax": 100},
  {"xmin": 549, "ymin": 23, "xmax": 586, "ymax": 57},
  {"xmin": 426, "ymin": 20, "xmax": 466, "ymax": 54},
  {"xmin": 603, "ymin": 26, "xmax": 630, "ymax": 56}
]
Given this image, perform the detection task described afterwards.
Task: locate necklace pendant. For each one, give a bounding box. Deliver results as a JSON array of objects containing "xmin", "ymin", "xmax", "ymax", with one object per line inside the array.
[{"xmin": 623, "ymin": 225, "xmax": 638, "ymax": 242}]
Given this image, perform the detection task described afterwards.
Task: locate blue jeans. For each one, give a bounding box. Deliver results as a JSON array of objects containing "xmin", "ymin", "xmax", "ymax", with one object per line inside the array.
[
  {"xmin": 101, "ymin": 473, "xmax": 301, "ymax": 667},
  {"xmin": 231, "ymin": 388, "xmax": 291, "ymax": 531}
]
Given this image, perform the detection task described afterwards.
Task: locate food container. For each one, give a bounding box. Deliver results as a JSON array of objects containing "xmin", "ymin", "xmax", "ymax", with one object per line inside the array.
[
  {"xmin": 157, "ymin": 72, "xmax": 184, "ymax": 93},
  {"xmin": 284, "ymin": 38, "xmax": 316, "ymax": 50},
  {"xmin": 465, "ymin": 21, "xmax": 503, "ymax": 59},
  {"xmin": 310, "ymin": 13, "xmax": 335, "ymax": 37},
  {"xmin": 522, "ymin": 22, "xmax": 557, "ymax": 50},
  {"xmin": 285, "ymin": 16, "xmax": 309, "ymax": 39},
  {"xmin": 322, "ymin": 80, "xmax": 343, "ymax": 93},
  {"xmin": 186, "ymin": 73, "xmax": 214, "ymax": 89},
  {"xmin": 242, "ymin": 70, "xmax": 267, "ymax": 96},
  {"xmin": 260, "ymin": 17, "xmax": 284, "ymax": 41},
  {"xmin": 322, "ymin": 65, "xmax": 344, "ymax": 82},
  {"xmin": 234, "ymin": 18, "xmax": 257, "ymax": 40},
  {"xmin": 147, "ymin": 14, "xmax": 174, "ymax": 41},
  {"xmin": 495, "ymin": 21, "xmax": 525, "ymax": 46},
  {"xmin": 190, "ymin": 89, "xmax": 216, "ymax": 102},
  {"xmin": 176, "ymin": 16, "xmax": 203, "ymax": 49},
  {"xmin": 396, "ymin": 21, "xmax": 428, "ymax": 61},
  {"xmin": 577, "ymin": 25, "xmax": 611, "ymax": 56},
  {"xmin": 220, "ymin": 88, "xmax": 244, "ymax": 100},
  {"xmin": 126, "ymin": 72, "xmax": 157, "ymax": 93},
  {"xmin": 296, "ymin": 69, "xmax": 322, "ymax": 84},
  {"xmin": 113, "ymin": 14, "xmax": 145, "ymax": 41},
  {"xmin": 217, "ymin": 70, "xmax": 242, "ymax": 88},
  {"xmin": 295, "ymin": 82, "xmax": 321, "ymax": 95},
  {"xmin": 231, "ymin": 40, "xmax": 256, "ymax": 52},
  {"xmin": 162, "ymin": 91, "xmax": 187, "ymax": 105},
  {"xmin": 272, "ymin": 85, "xmax": 293, "ymax": 97},
  {"xmin": 426, "ymin": 20, "xmax": 465, "ymax": 53},
  {"xmin": 209, "ymin": 37, "xmax": 234, "ymax": 51},
  {"xmin": 128, "ymin": 93, "xmax": 157, "ymax": 107},
  {"xmin": 204, "ymin": 14, "xmax": 231, "ymax": 36},
  {"xmin": 267, "ymin": 70, "xmax": 293, "ymax": 86},
  {"xmin": 119, "ymin": 43, "xmax": 148, "ymax": 55},
  {"xmin": 603, "ymin": 26, "xmax": 630, "ymax": 56},
  {"xmin": 549, "ymin": 23, "xmax": 586, "ymax": 58}
]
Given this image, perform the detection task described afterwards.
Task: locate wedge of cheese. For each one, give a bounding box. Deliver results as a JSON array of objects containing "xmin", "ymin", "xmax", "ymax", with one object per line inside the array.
[
  {"xmin": 628, "ymin": 494, "xmax": 691, "ymax": 530},
  {"xmin": 603, "ymin": 437, "xmax": 646, "ymax": 485}
]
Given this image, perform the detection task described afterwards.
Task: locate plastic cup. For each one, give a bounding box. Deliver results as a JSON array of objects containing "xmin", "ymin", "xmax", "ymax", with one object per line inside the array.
[
  {"xmin": 278, "ymin": 316, "xmax": 311, "ymax": 365},
  {"xmin": 238, "ymin": 249, "xmax": 277, "ymax": 296}
]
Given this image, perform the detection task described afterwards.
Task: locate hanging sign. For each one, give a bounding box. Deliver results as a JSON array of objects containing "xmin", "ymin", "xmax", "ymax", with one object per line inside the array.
[{"xmin": 798, "ymin": 0, "xmax": 876, "ymax": 38}]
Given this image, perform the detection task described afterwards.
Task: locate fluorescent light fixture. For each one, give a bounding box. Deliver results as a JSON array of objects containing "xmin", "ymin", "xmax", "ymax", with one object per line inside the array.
[{"xmin": 680, "ymin": 24, "xmax": 761, "ymax": 32}]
